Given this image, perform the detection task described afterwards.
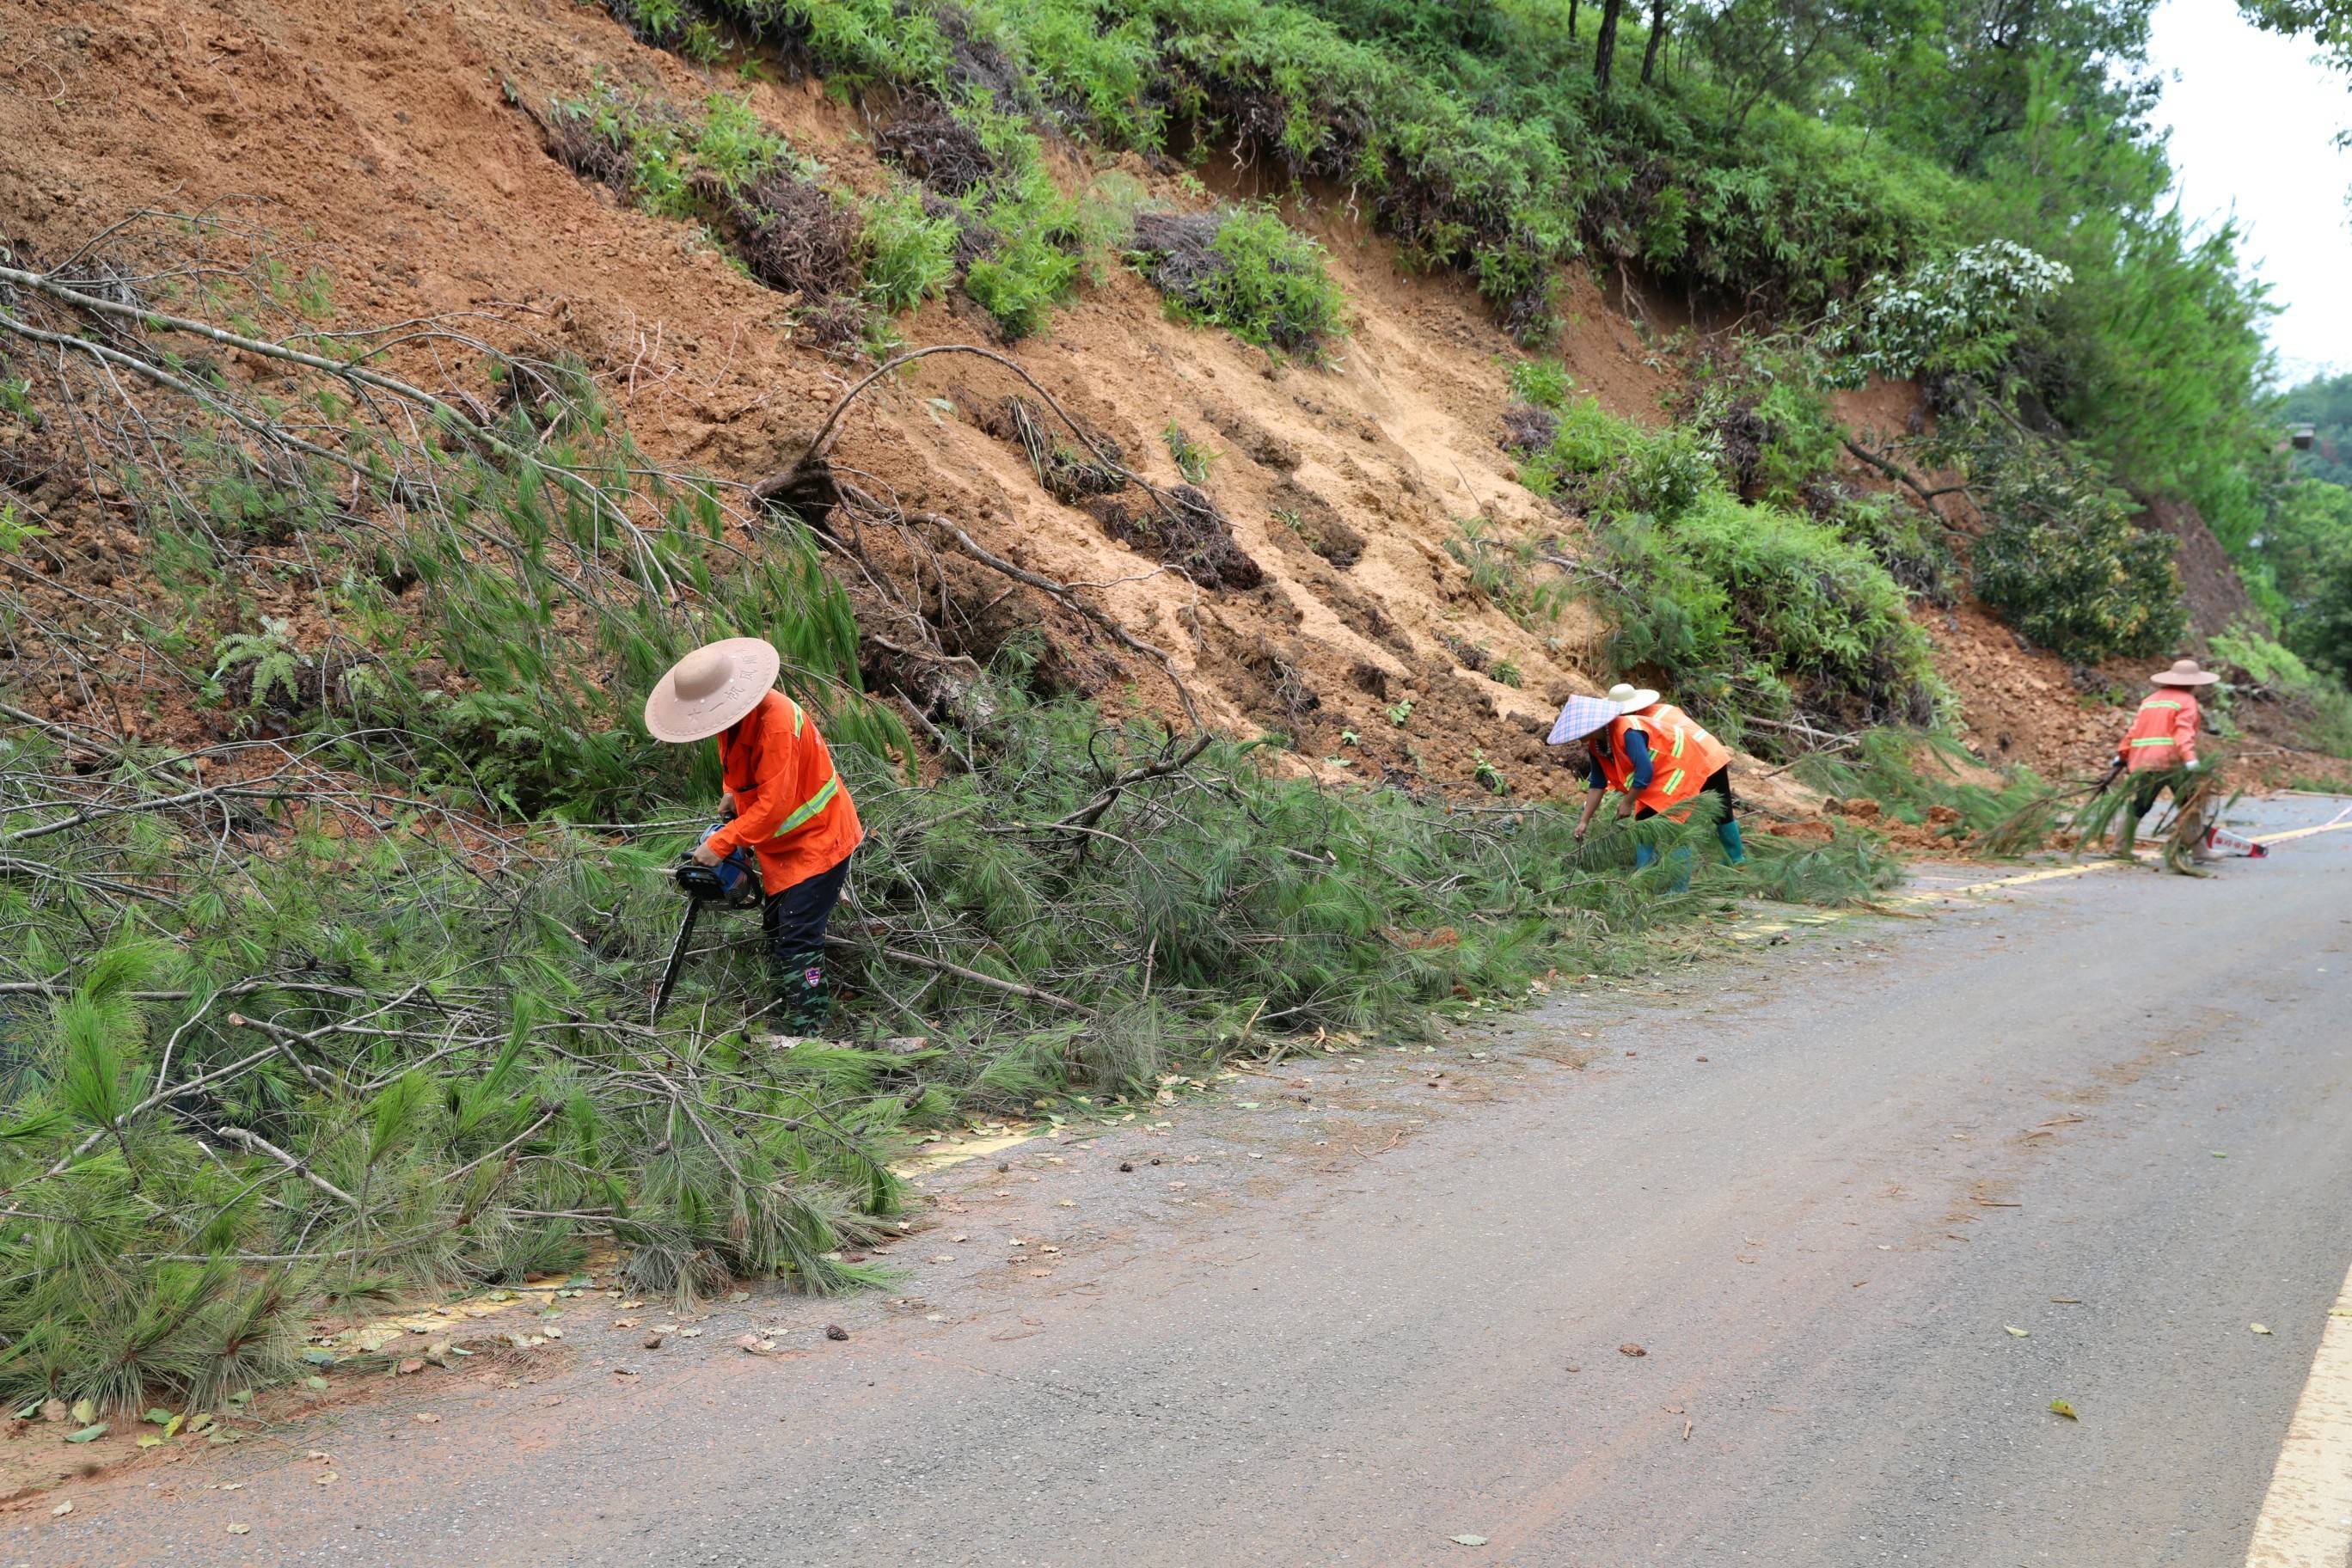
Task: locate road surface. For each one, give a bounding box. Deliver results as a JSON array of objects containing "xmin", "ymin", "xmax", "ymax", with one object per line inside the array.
[{"xmin": 12, "ymin": 795, "xmax": 2350, "ymax": 1566}]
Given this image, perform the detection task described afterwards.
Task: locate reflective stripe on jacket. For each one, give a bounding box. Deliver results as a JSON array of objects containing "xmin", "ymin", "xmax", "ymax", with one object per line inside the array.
[
  {"xmin": 706, "ymin": 691, "xmax": 862, "ymax": 892},
  {"xmin": 1597, "ymin": 702, "xmax": 1733, "ymax": 815},
  {"xmin": 2116, "ymin": 690, "xmax": 2202, "ymax": 773}
]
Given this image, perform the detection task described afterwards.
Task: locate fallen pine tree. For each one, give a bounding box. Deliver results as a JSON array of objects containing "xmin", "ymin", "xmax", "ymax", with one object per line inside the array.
[{"xmin": 0, "ymin": 218, "xmax": 1901, "ymax": 1412}]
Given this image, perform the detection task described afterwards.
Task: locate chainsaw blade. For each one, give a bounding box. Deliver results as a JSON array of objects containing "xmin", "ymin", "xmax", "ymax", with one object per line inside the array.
[{"xmin": 651, "ymin": 897, "xmax": 703, "ymax": 1022}]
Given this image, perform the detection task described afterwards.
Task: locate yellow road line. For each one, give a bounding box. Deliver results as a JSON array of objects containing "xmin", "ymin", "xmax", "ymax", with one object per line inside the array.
[
  {"xmin": 1730, "ymin": 854, "xmax": 2144, "ymax": 941},
  {"xmin": 2254, "ymin": 808, "xmax": 2352, "ymax": 847},
  {"xmin": 2245, "ymin": 1260, "xmax": 2352, "ymax": 1567},
  {"xmin": 1893, "ymin": 859, "xmax": 2131, "ymax": 902}
]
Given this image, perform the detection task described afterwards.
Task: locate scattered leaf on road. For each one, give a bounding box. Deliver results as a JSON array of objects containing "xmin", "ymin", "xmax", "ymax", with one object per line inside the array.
[
  {"xmin": 1448, "ymin": 1534, "xmax": 1489, "ymax": 1547},
  {"xmin": 227, "ymin": 1523, "xmax": 250, "ymax": 1534},
  {"xmin": 2212, "ymin": 1152, "xmax": 2227, "ymax": 1159},
  {"xmin": 138, "ymin": 1436, "xmax": 162, "ymax": 1449},
  {"xmin": 70, "ymin": 1399, "xmax": 95, "ymax": 1425},
  {"xmin": 2252, "ymin": 1324, "xmax": 2273, "ymax": 1335},
  {"xmin": 824, "ymin": 1324, "xmax": 849, "ymax": 1341},
  {"xmin": 64, "ymin": 1424, "xmax": 107, "ymax": 1443},
  {"xmin": 1619, "ymin": 1343, "xmax": 1646, "ymax": 1357},
  {"xmin": 642, "ymin": 1332, "xmax": 664, "ymax": 1350},
  {"xmin": 2049, "ymin": 1399, "xmax": 2079, "ymax": 1420},
  {"xmin": 413, "ymin": 1412, "xmax": 439, "ymax": 1424},
  {"xmin": 2004, "ymin": 1326, "xmax": 2029, "ymax": 1338},
  {"xmin": 395, "ymin": 1357, "xmax": 425, "ymax": 1375},
  {"xmin": 51, "ymin": 1502, "xmax": 70, "ymax": 1516}
]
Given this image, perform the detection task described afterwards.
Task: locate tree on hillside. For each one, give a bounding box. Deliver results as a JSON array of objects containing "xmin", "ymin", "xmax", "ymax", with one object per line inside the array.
[
  {"xmin": 1594, "ymin": 0, "xmax": 1627, "ymax": 91},
  {"xmin": 2281, "ymin": 371, "xmax": 2352, "ymax": 487},
  {"xmin": 1641, "ymin": 0, "xmax": 1673, "ymax": 82}
]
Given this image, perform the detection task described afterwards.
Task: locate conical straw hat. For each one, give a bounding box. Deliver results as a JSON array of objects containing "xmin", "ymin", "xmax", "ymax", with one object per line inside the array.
[{"xmin": 643, "ymin": 639, "xmax": 781, "ymax": 743}]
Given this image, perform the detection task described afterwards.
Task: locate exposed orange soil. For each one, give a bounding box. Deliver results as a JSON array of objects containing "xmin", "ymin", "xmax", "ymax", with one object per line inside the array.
[{"xmin": 1, "ymin": 0, "xmax": 2337, "ymax": 822}]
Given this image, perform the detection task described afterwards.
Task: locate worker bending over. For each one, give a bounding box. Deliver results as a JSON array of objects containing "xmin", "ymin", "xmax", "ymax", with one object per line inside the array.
[
  {"xmin": 644, "ymin": 638, "xmax": 862, "ymax": 1033},
  {"xmin": 2106, "ymin": 657, "xmax": 2217, "ymax": 855},
  {"xmin": 1573, "ymin": 683, "xmax": 1744, "ymax": 889}
]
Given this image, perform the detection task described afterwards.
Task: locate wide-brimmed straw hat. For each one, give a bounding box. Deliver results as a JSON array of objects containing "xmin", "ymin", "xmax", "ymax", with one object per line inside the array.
[
  {"xmin": 2148, "ymin": 658, "xmax": 2219, "ymax": 689},
  {"xmin": 1547, "ymin": 694, "xmax": 1620, "ymax": 746},
  {"xmin": 1605, "ymin": 682, "xmax": 1661, "ymax": 714},
  {"xmin": 643, "ymin": 638, "xmax": 781, "ymax": 743}
]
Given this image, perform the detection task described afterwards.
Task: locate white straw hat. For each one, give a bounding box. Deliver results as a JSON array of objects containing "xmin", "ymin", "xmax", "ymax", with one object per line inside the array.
[
  {"xmin": 643, "ymin": 639, "xmax": 781, "ymax": 743},
  {"xmin": 1605, "ymin": 682, "xmax": 1661, "ymax": 714}
]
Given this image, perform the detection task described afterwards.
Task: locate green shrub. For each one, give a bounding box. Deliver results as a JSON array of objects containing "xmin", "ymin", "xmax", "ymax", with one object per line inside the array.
[
  {"xmin": 2209, "ymin": 622, "xmax": 2352, "ymax": 757},
  {"xmin": 954, "ymin": 107, "xmax": 1086, "ymax": 337},
  {"xmin": 1589, "ymin": 492, "xmax": 1945, "ymax": 739},
  {"xmin": 1129, "ymin": 204, "xmax": 1348, "ymax": 358},
  {"xmin": 1507, "ymin": 356, "xmax": 1571, "ymax": 410},
  {"xmin": 1827, "ymin": 491, "xmax": 1956, "ymax": 604},
  {"xmin": 1163, "ymin": 422, "xmax": 1219, "ymax": 484},
  {"xmin": 1751, "ymin": 380, "xmax": 1840, "ymax": 506},
  {"xmin": 1967, "ymin": 423, "xmax": 2183, "ymax": 662},
  {"xmin": 1444, "ymin": 516, "xmax": 1570, "ymax": 630},
  {"xmin": 1516, "ymin": 396, "xmax": 1717, "ymax": 518},
  {"xmin": 691, "ymin": 93, "xmax": 805, "ymax": 194},
  {"xmin": 857, "ymin": 182, "xmax": 959, "ymax": 311}
]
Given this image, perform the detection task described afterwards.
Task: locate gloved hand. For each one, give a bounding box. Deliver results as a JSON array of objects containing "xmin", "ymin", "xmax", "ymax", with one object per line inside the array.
[{"xmin": 2184, "ymin": 760, "xmax": 2202, "ymax": 773}]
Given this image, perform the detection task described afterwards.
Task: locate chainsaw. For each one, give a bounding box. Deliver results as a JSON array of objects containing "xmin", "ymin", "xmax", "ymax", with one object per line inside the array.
[{"xmin": 651, "ymin": 823, "xmax": 763, "ymax": 1021}]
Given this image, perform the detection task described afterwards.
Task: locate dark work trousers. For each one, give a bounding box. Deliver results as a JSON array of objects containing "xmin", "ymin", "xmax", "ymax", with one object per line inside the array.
[
  {"xmin": 1632, "ymin": 763, "xmax": 1736, "ymax": 823},
  {"xmin": 763, "ymin": 853, "xmax": 852, "ymax": 1032}
]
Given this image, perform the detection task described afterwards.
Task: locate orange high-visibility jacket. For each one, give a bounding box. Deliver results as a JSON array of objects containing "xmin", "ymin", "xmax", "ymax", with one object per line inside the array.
[
  {"xmin": 1596, "ymin": 702, "xmax": 1732, "ymax": 815},
  {"xmin": 705, "ymin": 691, "xmax": 862, "ymax": 893},
  {"xmin": 2116, "ymin": 689, "xmax": 2202, "ymax": 773}
]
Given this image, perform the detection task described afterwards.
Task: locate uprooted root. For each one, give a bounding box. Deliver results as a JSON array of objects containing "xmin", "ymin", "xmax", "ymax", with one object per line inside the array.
[
  {"xmin": 978, "ymin": 393, "xmax": 1126, "ymax": 503},
  {"xmin": 718, "ymin": 168, "xmax": 864, "ymax": 316},
  {"xmin": 1082, "ymin": 487, "xmax": 1265, "ymax": 592},
  {"xmin": 876, "ymin": 94, "xmax": 996, "ymax": 196}
]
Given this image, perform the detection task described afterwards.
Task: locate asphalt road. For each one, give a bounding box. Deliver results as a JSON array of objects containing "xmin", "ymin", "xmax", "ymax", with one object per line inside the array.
[{"xmin": 14, "ymin": 796, "xmax": 2350, "ymax": 1567}]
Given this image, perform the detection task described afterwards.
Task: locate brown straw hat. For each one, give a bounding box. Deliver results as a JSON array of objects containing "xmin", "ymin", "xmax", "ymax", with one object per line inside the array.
[
  {"xmin": 643, "ymin": 638, "xmax": 781, "ymax": 743},
  {"xmin": 2148, "ymin": 657, "xmax": 2220, "ymax": 689}
]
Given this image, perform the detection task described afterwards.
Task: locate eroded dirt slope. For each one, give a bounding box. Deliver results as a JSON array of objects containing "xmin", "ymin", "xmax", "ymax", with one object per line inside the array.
[
  {"xmin": 4, "ymin": 0, "xmax": 2329, "ymax": 802},
  {"xmin": 0, "ymin": 0, "xmax": 1666, "ymax": 800}
]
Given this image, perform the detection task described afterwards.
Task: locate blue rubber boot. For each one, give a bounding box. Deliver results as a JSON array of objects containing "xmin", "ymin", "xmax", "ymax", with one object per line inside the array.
[
  {"xmin": 1634, "ymin": 842, "xmax": 1658, "ymax": 873},
  {"xmin": 1669, "ymin": 846, "xmax": 1694, "ymax": 894},
  {"xmin": 1718, "ymin": 818, "xmax": 1747, "ymax": 866}
]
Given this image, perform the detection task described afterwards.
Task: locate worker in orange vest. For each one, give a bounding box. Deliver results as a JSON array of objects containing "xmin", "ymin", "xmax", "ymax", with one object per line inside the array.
[
  {"xmin": 1570, "ymin": 683, "xmax": 1743, "ymax": 889},
  {"xmin": 644, "ymin": 639, "xmax": 863, "ymax": 1033},
  {"xmin": 2103, "ymin": 657, "xmax": 2218, "ymax": 855}
]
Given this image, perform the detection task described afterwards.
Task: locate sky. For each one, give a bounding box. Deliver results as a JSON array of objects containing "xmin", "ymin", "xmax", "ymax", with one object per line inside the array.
[{"xmin": 2145, "ymin": 0, "xmax": 2352, "ymax": 386}]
